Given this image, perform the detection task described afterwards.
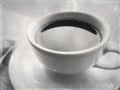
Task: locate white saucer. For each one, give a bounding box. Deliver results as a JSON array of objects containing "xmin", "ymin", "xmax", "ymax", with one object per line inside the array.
[{"xmin": 9, "ymin": 40, "xmax": 120, "ymax": 90}]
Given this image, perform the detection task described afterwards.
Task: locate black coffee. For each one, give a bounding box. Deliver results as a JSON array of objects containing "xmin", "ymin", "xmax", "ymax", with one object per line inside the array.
[{"xmin": 36, "ymin": 20, "xmax": 101, "ymax": 52}]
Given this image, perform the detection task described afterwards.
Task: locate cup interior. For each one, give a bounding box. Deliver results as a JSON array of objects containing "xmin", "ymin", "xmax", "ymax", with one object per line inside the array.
[{"xmin": 27, "ymin": 12, "xmax": 110, "ymax": 54}]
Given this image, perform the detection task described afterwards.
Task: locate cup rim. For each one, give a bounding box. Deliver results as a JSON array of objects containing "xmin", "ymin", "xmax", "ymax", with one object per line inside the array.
[{"xmin": 27, "ymin": 11, "xmax": 111, "ymax": 55}]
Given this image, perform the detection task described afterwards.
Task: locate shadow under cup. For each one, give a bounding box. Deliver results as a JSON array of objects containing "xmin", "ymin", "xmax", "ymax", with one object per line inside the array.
[{"xmin": 27, "ymin": 12, "xmax": 110, "ymax": 74}]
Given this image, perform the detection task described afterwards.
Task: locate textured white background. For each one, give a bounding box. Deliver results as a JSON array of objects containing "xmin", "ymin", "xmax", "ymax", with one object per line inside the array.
[
  {"xmin": 2, "ymin": 0, "xmax": 120, "ymax": 43},
  {"xmin": 1, "ymin": 0, "xmax": 120, "ymax": 89}
]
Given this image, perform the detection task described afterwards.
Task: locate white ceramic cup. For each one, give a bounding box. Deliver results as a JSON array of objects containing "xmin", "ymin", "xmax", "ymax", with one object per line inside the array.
[{"xmin": 27, "ymin": 12, "xmax": 120, "ymax": 74}]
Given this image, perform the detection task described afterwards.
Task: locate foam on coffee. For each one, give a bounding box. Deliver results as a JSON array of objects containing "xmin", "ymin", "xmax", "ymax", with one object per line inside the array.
[{"xmin": 36, "ymin": 20, "xmax": 101, "ymax": 52}]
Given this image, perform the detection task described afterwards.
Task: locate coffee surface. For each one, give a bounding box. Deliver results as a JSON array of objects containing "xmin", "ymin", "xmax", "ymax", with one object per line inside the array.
[{"xmin": 36, "ymin": 20, "xmax": 101, "ymax": 52}]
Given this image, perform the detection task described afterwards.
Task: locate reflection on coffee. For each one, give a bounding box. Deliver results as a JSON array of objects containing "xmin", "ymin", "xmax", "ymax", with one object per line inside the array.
[{"xmin": 36, "ymin": 20, "xmax": 101, "ymax": 52}]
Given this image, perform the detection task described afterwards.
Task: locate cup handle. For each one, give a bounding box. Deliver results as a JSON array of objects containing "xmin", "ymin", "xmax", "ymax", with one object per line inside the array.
[{"xmin": 94, "ymin": 43, "xmax": 120, "ymax": 69}]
